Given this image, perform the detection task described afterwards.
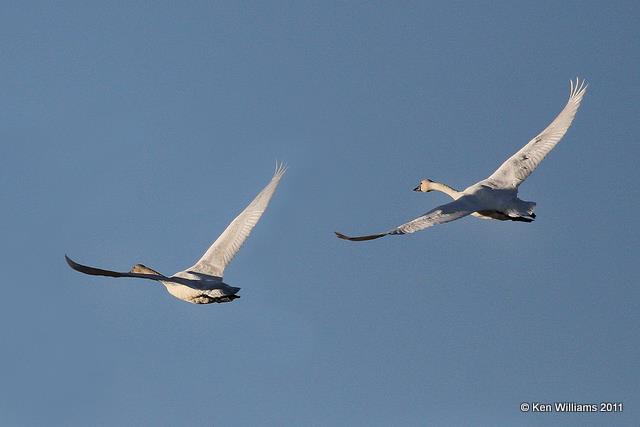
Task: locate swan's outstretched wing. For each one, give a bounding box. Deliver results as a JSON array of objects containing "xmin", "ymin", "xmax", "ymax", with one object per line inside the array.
[
  {"xmin": 186, "ymin": 163, "xmax": 287, "ymax": 277},
  {"xmin": 485, "ymin": 78, "xmax": 587, "ymax": 189},
  {"xmin": 65, "ymin": 255, "xmax": 167, "ymax": 281},
  {"xmin": 335, "ymin": 197, "xmax": 476, "ymax": 241}
]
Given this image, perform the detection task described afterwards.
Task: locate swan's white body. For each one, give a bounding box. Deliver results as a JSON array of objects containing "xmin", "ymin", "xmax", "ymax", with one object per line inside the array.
[
  {"xmin": 336, "ymin": 79, "xmax": 587, "ymax": 241},
  {"xmin": 66, "ymin": 163, "xmax": 286, "ymax": 304},
  {"xmin": 412, "ymin": 180, "xmax": 533, "ymax": 222}
]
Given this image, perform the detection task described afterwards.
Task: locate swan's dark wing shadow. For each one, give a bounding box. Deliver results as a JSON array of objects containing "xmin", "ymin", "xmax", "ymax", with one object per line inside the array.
[
  {"xmin": 183, "ymin": 270, "xmax": 223, "ymax": 281},
  {"xmin": 392, "ymin": 196, "xmax": 476, "ymax": 234},
  {"xmin": 335, "ymin": 196, "xmax": 478, "ymax": 242},
  {"xmin": 65, "ymin": 255, "xmax": 167, "ymax": 282}
]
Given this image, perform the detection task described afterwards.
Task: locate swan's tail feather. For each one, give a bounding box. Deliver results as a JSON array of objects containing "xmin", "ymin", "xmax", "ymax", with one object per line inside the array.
[{"xmin": 334, "ymin": 231, "xmax": 388, "ymax": 241}]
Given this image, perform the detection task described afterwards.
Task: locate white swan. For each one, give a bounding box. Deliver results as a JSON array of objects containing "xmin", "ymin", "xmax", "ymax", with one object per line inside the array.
[
  {"xmin": 66, "ymin": 163, "xmax": 287, "ymax": 304},
  {"xmin": 412, "ymin": 179, "xmax": 534, "ymax": 222},
  {"xmin": 336, "ymin": 78, "xmax": 587, "ymax": 241}
]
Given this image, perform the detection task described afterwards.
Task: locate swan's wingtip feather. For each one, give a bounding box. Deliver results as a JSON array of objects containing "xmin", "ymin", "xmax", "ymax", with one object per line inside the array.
[
  {"xmin": 64, "ymin": 254, "xmax": 97, "ymax": 274},
  {"xmin": 273, "ymin": 160, "xmax": 288, "ymax": 178},
  {"xmin": 65, "ymin": 254, "xmax": 78, "ymax": 268},
  {"xmin": 568, "ymin": 77, "xmax": 588, "ymax": 101},
  {"xmin": 570, "ymin": 78, "xmax": 574, "ymax": 95}
]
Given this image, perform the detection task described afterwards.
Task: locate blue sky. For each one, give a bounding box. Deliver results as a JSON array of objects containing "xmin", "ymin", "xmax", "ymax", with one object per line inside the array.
[{"xmin": 2, "ymin": 1, "xmax": 639, "ymax": 425}]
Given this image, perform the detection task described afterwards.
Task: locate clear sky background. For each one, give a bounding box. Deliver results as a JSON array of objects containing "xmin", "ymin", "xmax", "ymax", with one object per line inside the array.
[{"xmin": 2, "ymin": 1, "xmax": 639, "ymax": 426}]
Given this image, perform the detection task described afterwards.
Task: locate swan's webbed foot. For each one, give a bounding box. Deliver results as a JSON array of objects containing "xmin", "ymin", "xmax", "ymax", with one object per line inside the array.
[
  {"xmin": 509, "ymin": 216, "xmax": 534, "ymax": 223},
  {"xmin": 191, "ymin": 294, "xmax": 240, "ymax": 304}
]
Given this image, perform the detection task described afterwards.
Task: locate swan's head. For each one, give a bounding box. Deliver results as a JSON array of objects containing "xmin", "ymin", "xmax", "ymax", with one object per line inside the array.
[
  {"xmin": 413, "ymin": 179, "xmax": 434, "ymax": 192},
  {"xmin": 130, "ymin": 264, "xmax": 162, "ymax": 275}
]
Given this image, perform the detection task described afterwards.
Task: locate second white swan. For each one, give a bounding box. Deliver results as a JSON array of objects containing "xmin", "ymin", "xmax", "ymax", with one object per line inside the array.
[{"xmin": 336, "ymin": 79, "xmax": 587, "ymax": 241}]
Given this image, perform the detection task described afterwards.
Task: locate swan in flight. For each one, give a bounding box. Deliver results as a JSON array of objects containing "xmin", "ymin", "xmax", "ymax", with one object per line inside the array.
[
  {"xmin": 66, "ymin": 163, "xmax": 287, "ymax": 304},
  {"xmin": 336, "ymin": 78, "xmax": 587, "ymax": 242}
]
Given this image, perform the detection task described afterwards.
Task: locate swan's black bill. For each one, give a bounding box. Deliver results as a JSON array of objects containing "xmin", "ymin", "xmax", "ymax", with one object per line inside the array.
[{"xmin": 413, "ymin": 185, "xmax": 421, "ymax": 191}]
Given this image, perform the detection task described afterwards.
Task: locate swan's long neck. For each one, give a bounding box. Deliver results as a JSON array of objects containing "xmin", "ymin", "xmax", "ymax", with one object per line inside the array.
[{"xmin": 429, "ymin": 181, "xmax": 462, "ymax": 200}]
